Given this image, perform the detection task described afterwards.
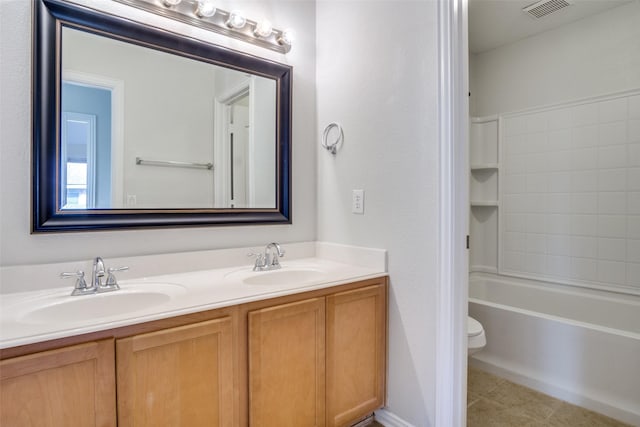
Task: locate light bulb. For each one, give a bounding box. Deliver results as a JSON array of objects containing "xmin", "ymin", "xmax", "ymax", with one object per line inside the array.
[
  {"xmin": 278, "ymin": 28, "xmax": 295, "ymax": 46},
  {"xmin": 253, "ymin": 20, "xmax": 273, "ymax": 38},
  {"xmin": 226, "ymin": 11, "xmax": 246, "ymax": 29},
  {"xmin": 195, "ymin": 0, "xmax": 216, "ymax": 17},
  {"xmin": 163, "ymin": 0, "xmax": 181, "ymax": 6}
]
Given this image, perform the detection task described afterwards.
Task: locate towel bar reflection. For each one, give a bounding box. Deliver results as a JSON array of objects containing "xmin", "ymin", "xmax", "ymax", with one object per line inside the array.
[{"xmin": 135, "ymin": 157, "xmax": 214, "ymax": 170}]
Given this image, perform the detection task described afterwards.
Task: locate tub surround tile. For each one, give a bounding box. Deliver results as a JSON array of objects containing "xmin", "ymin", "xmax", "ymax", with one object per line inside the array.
[
  {"xmin": 499, "ymin": 92, "xmax": 640, "ymax": 291},
  {"xmin": 629, "ymin": 168, "xmax": 640, "ymax": 191},
  {"xmin": 599, "ymin": 98, "xmax": 628, "ymax": 124},
  {"xmin": 598, "ymin": 121, "xmax": 627, "ymax": 147},
  {"xmin": 628, "ymin": 119, "xmax": 640, "ymax": 143},
  {"xmin": 627, "ymin": 263, "xmax": 640, "ymax": 286},
  {"xmin": 597, "ymin": 215, "xmax": 627, "ymax": 239},
  {"xmin": 629, "ymin": 143, "xmax": 640, "ymax": 166},
  {"xmin": 629, "ymin": 95, "xmax": 640, "ymax": 119},
  {"xmin": 467, "ymin": 367, "xmax": 632, "ymax": 427}
]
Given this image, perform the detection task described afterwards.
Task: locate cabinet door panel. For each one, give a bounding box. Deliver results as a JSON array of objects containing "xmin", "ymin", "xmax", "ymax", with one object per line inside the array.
[
  {"xmin": 326, "ymin": 284, "xmax": 386, "ymax": 427},
  {"xmin": 116, "ymin": 317, "xmax": 234, "ymax": 427},
  {"xmin": 0, "ymin": 339, "xmax": 116, "ymax": 427},
  {"xmin": 248, "ymin": 297, "xmax": 325, "ymax": 427}
]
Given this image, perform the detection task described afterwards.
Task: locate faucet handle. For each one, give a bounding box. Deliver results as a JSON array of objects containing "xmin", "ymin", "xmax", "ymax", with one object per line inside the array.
[
  {"xmin": 60, "ymin": 270, "xmax": 84, "ymax": 279},
  {"xmin": 248, "ymin": 251, "xmax": 266, "ymax": 271},
  {"xmin": 61, "ymin": 270, "xmax": 93, "ymax": 296},
  {"xmin": 104, "ymin": 266, "xmax": 128, "ymax": 289}
]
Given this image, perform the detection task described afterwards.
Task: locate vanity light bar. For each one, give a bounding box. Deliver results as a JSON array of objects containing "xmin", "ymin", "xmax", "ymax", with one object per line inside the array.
[{"xmin": 113, "ymin": 0, "xmax": 293, "ymax": 53}]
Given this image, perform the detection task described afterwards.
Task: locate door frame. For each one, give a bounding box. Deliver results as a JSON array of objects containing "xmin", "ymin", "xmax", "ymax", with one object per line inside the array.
[
  {"xmin": 60, "ymin": 111, "xmax": 97, "ymax": 208},
  {"xmin": 214, "ymin": 79, "xmax": 254, "ymax": 208},
  {"xmin": 62, "ymin": 69, "xmax": 125, "ymax": 207},
  {"xmin": 435, "ymin": 0, "xmax": 469, "ymax": 426}
]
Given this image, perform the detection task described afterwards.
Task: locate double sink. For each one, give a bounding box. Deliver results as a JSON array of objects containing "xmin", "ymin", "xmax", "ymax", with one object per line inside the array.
[
  {"xmin": 19, "ymin": 267, "xmax": 326, "ymax": 325},
  {"xmin": 1, "ymin": 241, "xmax": 387, "ymax": 349}
]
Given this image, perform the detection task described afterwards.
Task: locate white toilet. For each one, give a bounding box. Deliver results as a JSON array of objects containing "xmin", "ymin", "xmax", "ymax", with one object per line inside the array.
[{"xmin": 467, "ymin": 316, "xmax": 486, "ymax": 356}]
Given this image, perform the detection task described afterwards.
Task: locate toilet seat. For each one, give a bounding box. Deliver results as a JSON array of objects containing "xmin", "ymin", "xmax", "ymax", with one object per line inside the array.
[
  {"xmin": 467, "ymin": 316, "xmax": 486, "ymax": 356},
  {"xmin": 468, "ymin": 316, "xmax": 483, "ymax": 338}
]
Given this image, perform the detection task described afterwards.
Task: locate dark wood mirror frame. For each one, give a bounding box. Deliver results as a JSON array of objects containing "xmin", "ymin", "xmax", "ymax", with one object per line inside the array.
[{"xmin": 32, "ymin": 0, "xmax": 291, "ymax": 232}]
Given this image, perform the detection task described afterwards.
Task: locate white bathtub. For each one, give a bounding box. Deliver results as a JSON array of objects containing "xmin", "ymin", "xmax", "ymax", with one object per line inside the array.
[{"xmin": 468, "ymin": 273, "xmax": 640, "ymax": 426}]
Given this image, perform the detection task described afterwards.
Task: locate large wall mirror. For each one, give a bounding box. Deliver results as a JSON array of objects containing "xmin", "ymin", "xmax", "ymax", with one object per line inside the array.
[{"xmin": 33, "ymin": 0, "xmax": 291, "ymax": 232}]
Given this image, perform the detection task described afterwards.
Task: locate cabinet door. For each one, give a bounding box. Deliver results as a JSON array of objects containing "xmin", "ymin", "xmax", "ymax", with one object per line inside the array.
[
  {"xmin": 116, "ymin": 317, "xmax": 234, "ymax": 427},
  {"xmin": 326, "ymin": 284, "xmax": 386, "ymax": 427},
  {"xmin": 248, "ymin": 297, "xmax": 325, "ymax": 427},
  {"xmin": 0, "ymin": 339, "xmax": 116, "ymax": 427}
]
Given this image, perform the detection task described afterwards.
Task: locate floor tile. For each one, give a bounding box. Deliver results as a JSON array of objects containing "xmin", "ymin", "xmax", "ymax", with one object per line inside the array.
[
  {"xmin": 467, "ymin": 390, "xmax": 483, "ymax": 408},
  {"xmin": 485, "ymin": 380, "xmax": 562, "ymax": 421},
  {"xmin": 547, "ymin": 402, "xmax": 632, "ymax": 427},
  {"xmin": 466, "ymin": 368, "xmax": 632, "ymax": 427},
  {"xmin": 468, "ymin": 366, "xmax": 506, "ymax": 397},
  {"xmin": 467, "ymin": 397, "xmax": 546, "ymax": 427}
]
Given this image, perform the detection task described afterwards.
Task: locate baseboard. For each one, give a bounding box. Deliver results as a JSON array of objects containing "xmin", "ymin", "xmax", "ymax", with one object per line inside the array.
[
  {"xmin": 374, "ymin": 409, "xmax": 415, "ymax": 427},
  {"xmin": 469, "ymin": 356, "xmax": 640, "ymax": 426}
]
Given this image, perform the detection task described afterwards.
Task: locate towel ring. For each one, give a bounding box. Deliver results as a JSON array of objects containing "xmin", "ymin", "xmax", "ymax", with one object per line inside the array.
[{"xmin": 321, "ymin": 122, "xmax": 343, "ymax": 155}]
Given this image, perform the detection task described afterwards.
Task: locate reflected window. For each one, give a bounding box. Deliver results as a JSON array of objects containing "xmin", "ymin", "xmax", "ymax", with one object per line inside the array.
[{"xmin": 64, "ymin": 162, "xmax": 87, "ymax": 208}]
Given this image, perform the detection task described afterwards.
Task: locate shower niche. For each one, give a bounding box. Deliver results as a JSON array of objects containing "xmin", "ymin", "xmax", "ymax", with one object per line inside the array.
[{"xmin": 470, "ymin": 116, "xmax": 499, "ymax": 273}]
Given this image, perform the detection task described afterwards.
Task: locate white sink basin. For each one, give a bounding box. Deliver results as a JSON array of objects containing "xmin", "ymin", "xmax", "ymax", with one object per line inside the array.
[
  {"xmin": 240, "ymin": 268, "xmax": 326, "ymax": 286},
  {"xmin": 20, "ymin": 283, "xmax": 185, "ymax": 325}
]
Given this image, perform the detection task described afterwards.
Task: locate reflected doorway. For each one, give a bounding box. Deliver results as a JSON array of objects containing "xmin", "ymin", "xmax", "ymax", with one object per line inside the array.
[
  {"xmin": 61, "ymin": 82, "xmax": 112, "ymax": 209},
  {"xmin": 228, "ymin": 94, "xmax": 250, "ymax": 208},
  {"xmin": 60, "ymin": 111, "xmax": 97, "ymax": 208}
]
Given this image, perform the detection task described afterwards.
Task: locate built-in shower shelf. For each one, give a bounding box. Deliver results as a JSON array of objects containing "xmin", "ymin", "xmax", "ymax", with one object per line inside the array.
[
  {"xmin": 470, "ymin": 163, "xmax": 499, "ymax": 171},
  {"xmin": 470, "ymin": 201, "xmax": 499, "ymax": 207},
  {"xmin": 469, "ymin": 115, "xmax": 500, "ymax": 273}
]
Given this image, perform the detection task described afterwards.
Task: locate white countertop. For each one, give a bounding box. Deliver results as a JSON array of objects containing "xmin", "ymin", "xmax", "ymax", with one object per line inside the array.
[{"xmin": 1, "ymin": 252, "xmax": 386, "ymax": 349}]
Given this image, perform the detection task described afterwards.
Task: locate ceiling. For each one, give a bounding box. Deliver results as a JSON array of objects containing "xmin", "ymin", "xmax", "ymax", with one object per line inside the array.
[{"xmin": 468, "ymin": 0, "xmax": 635, "ymax": 53}]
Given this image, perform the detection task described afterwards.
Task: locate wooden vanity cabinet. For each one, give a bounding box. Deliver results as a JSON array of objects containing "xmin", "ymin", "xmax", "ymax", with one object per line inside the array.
[
  {"xmin": 326, "ymin": 284, "xmax": 386, "ymax": 427},
  {"xmin": 1, "ymin": 277, "xmax": 387, "ymax": 427},
  {"xmin": 248, "ymin": 298, "xmax": 326, "ymax": 427},
  {"xmin": 0, "ymin": 339, "xmax": 116, "ymax": 427},
  {"xmin": 246, "ymin": 279, "xmax": 387, "ymax": 427},
  {"xmin": 116, "ymin": 317, "xmax": 235, "ymax": 427}
]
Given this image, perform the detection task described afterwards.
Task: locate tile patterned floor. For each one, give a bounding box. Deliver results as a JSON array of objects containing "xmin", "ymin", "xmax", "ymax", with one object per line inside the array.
[{"xmin": 467, "ymin": 366, "xmax": 632, "ymax": 426}]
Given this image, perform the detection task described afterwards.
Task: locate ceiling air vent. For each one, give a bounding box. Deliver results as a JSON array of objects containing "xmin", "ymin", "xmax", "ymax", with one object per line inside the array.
[{"xmin": 523, "ymin": 0, "xmax": 574, "ymax": 19}]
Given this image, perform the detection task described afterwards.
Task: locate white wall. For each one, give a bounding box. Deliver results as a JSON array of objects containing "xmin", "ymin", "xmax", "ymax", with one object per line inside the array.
[
  {"xmin": 471, "ymin": 1, "xmax": 640, "ymax": 117},
  {"xmin": 316, "ymin": 2, "xmax": 440, "ymax": 425},
  {"xmin": 0, "ymin": 0, "xmax": 316, "ymax": 266}
]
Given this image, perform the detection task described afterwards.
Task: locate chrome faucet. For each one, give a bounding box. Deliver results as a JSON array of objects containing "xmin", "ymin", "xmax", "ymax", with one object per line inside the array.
[
  {"xmin": 265, "ymin": 242, "xmax": 285, "ymax": 268},
  {"xmin": 251, "ymin": 242, "xmax": 285, "ymax": 271},
  {"xmin": 61, "ymin": 257, "xmax": 128, "ymax": 295},
  {"xmin": 92, "ymin": 256, "xmax": 106, "ymax": 289}
]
